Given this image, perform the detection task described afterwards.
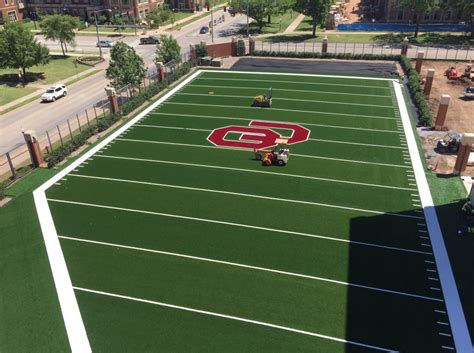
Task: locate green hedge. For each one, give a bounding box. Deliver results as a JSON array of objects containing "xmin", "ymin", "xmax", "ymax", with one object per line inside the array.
[
  {"xmin": 399, "ymin": 55, "xmax": 433, "ymax": 126},
  {"xmin": 45, "ymin": 60, "xmax": 197, "ymax": 168},
  {"xmin": 253, "ymin": 50, "xmax": 401, "ymax": 61}
]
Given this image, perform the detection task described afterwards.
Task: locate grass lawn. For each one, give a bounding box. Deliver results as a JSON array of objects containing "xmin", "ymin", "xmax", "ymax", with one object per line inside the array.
[
  {"xmin": 238, "ymin": 10, "xmax": 298, "ymax": 36},
  {"xmin": 0, "ymin": 56, "xmax": 90, "ymax": 105},
  {"xmin": 165, "ymin": 9, "xmax": 216, "ymax": 31}
]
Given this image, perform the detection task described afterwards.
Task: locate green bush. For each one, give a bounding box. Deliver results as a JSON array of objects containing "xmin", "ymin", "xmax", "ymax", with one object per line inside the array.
[
  {"xmin": 195, "ymin": 42, "xmax": 208, "ymax": 58},
  {"xmin": 253, "ymin": 50, "xmax": 401, "ymax": 61}
]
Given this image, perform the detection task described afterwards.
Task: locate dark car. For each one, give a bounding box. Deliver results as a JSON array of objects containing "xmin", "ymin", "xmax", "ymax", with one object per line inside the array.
[
  {"xmin": 199, "ymin": 26, "xmax": 209, "ymax": 34},
  {"xmin": 140, "ymin": 36, "xmax": 160, "ymax": 45}
]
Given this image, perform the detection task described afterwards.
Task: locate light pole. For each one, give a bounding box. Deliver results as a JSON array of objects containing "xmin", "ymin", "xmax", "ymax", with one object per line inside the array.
[
  {"xmin": 210, "ymin": 0, "xmax": 214, "ymax": 43},
  {"xmin": 93, "ymin": 12, "xmax": 103, "ymax": 58},
  {"xmin": 246, "ymin": 0, "xmax": 250, "ymax": 37}
]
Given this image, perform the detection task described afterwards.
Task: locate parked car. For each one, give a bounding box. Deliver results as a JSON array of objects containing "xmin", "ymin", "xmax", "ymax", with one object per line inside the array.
[
  {"xmin": 41, "ymin": 84, "xmax": 68, "ymax": 102},
  {"xmin": 140, "ymin": 36, "xmax": 160, "ymax": 45},
  {"xmin": 199, "ymin": 26, "xmax": 209, "ymax": 34},
  {"xmin": 97, "ymin": 40, "xmax": 113, "ymax": 47},
  {"xmin": 464, "ymin": 86, "xmax": 474, "ymax": 99}
]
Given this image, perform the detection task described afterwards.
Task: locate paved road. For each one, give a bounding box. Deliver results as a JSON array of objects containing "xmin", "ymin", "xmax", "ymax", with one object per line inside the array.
[{"xmin": 0, "ymin": 10, "xmax": 249, "ymax": 155}]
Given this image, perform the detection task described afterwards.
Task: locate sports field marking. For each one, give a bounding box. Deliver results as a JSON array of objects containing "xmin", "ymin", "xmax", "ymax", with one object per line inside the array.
[
  {"xmin": 151, "ymin": 112, "xmax": 402, "ymax": 134},
  {"xmin": 73, "ymin": 286, "xmax": 396, "ymax": 353},
  {"xmin": 393, "ymin": 81, "xmax": 472, "ymax": 352},
  {"xmin": 176, "ymin": 93, "xmax": 395, "ymax": 109},
  {"xmin": 196, "ymin": 77, "xmax": 392, "ymax": 91},
  {"xmin": 67, "ymin": 173, "xmax": 422, "ymax": 219},
  {"xmin": 136, "ymin": 124, "xmax": 404, "ymax": 149},
  {"xmin": 110, "ymin": 143, "xmax": 417, "ymax": 191},
  {"xmin": 60, "ymin": 235, "xmax": 442, "ymax": 302},
  {"xmin": 188, "ymin": 84, "xmax": 390, "ymax": 98},
  {"xmin": 48, "ymin": 198, "xmax": 431, "ymax": 255},
  {"xmin": 164, "ymin": 102, "xmax": 398, "ymax": 121}
]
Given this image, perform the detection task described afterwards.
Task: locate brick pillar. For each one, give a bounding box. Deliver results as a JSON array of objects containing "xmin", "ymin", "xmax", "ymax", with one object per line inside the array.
[
  {"xmin": 415, "ymin": 51, "xmax": 424, "ymax": 74},
  {"xmin": 453, "ymin": 133, "xmax": 474, "ymax": 175},
  {"xmin": 249, "ymin": 36, "xmax": 255, "ymax": 55},
  {"xmin": 401, "ymin": 36, "xmax": 409, "ymax": 55},
  {"xmin": 23, "ymin": 130, "xmax": 45, "ymax": 168},
  {"xmin": 435, "ymin": 94, "xmax": 450, "ymax": 130},
  {"xmin": 424, "ymin": 68, "xmax": 435, "ymax": 97},
  {"xmin": 157, "ymin": 63, "xmax": 165, "ymax": 82},
  {"xmin": 105, "ymin": 86, "xmax": 119, "ymax": 114},
  {"xmin": 322, "ymin": 36, "xmax": 328, "ymax": 54}
]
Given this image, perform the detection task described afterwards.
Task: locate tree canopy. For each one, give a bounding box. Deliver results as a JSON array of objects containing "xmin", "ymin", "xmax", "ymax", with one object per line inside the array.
[
  {"xmin": 0, "ymin": 22, "xmax": 50, "ymax": 82},
  {"xmin": 154, "ymin": 35, "xmax": 181, "ymax": 64},
  {"xmin": 447, "ymin": 0, "xmax": 474, "ymax": 37},
  {"xmin": 397, "ymin": 0, "xmax": 439, "ymax": 37},
  {"xmin": 106, "ymin": 42, "xmax": 147, "ymax": 89},
  {"xmin": 293, "ymin": 0, "xmax": 332, "ymax": 37},
  {"xmin": 40, "ymin": 14, "xmax": 81, "ymax": 57}
]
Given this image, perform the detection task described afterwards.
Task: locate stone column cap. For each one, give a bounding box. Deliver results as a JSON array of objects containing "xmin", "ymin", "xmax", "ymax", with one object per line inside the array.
[
  {"xmin": 440, "ymin": 94, "xmax": 451, "ymax": 105},
  {"xmin": 427, "ymin": 68, "xmax": 435, "ymax": 77},
  {"xmin": 461, "ymin": 133, "xmax": 474, "ymax": 145}
]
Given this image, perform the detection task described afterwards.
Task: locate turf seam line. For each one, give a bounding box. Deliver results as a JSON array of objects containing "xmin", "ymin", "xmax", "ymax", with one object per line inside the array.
[
  {"xmin": 73, "ymin": 286, "xmax": 397, "ymax": 352},
  {"xmin": 393, "ymin": 81, "xmax": 472, "ymax": 352},
  {"xmin": 176, "ymin": 92, "xmax": 395, "ymax": 109},
  {"xmin": 188, "ymin": 84, "xmax": 392, "ymax": 98},
  {"xmin": 60, "ymin": 235, "xmax": 441, "ymax": 302},
  {"xmin": 67, "ymin": 173, "xmax": 421, "ymax": 219},
  {"xmin": 47, "ymin": 198, "xmax": 431, "ymax": 255},
  {"xmin": 150, "ymin": 112, "xmax": 403, "ymax": 134},
  {"xmin": 97, "ymin": 152, "xmax": 415, "ymax": 190},
  {"xmin": 164, "ymin": 102, "xmax": 398, "ymax": 121}
]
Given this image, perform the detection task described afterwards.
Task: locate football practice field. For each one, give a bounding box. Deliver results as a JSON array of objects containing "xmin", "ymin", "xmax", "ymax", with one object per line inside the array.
[{"xmin": 39, "ymin": 70, "xmax": 460, "ymax": 352}]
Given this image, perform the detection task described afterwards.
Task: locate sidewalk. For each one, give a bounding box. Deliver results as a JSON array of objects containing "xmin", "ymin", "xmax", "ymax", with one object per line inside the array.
[
  {"xmin": 0, "ymin": 60, "xmax": 108, "ymax": 113},
  {"xmin": 284, "ymin": 13, "xmax": 305, "ymax": 34}
]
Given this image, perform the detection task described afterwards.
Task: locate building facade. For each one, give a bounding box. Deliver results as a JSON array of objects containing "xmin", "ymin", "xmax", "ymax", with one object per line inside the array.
[{"xmin": 0, "ymin": 0, "xmax": 24, "ymax": 23}]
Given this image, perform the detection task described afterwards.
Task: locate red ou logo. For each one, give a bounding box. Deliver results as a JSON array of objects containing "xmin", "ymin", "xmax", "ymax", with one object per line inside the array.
[{"xmin": 207, "ymin": 121, "xmax": 310, "ymax": 150}]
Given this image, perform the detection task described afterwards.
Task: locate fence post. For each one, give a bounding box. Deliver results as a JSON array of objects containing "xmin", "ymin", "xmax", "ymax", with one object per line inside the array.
[
  {"xmin": 46, "ymin": 130, "xmax": 53, "ymax": 151},
  {"xmin": 76, "ymin": 114, "xmax": 82, "ymax": 132},
  {"xmin": 454, "ymin": 48, "xmax": 459, "ymax": 60},
  {"xmin": 362, "ymin": 43, "xmax": 365, "ymax": 54},
  {"xmin": 6, "ymin": 152, "xmax": 17, "ymax": 179},
  {"xmin": 67, "ymin": 119, "xmax": 73, "ymax": 140},
  {"xmin": 85, "ymin": 109, "xmax": 91, "ymax": 128},
  {"xmin": 57, "ymin": 126, "xmax": 64, "ymax": 147},
  {"xmin": 335, "ymin": 42, "xmax": 338, "ymax": 53},
  {"xmin": 287, "ymin": 42, "xmax": 289, "ymax": 52},
  {"xmin": 344, "ymin": 42, "xmax": 346, "ymax": 54}
]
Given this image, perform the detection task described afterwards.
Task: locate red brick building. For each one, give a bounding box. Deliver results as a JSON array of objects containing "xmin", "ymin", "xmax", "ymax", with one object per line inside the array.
[{"xmin": 0, "ymin": 0, "xmax": 24, "ymax": 24}]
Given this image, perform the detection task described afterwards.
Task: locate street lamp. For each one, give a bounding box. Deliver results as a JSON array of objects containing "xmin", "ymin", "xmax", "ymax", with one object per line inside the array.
[
  {"xmin": 210, "ymin": 0, "xmax": 214, "ymax": 43},
  {"xmin": 92, "ymin": 12, "xmax": 103, "ymax": 58}
]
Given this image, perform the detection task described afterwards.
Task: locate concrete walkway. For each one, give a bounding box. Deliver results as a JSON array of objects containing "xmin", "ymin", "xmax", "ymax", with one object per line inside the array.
[{"xmin": 284, "ymin": 13, "xmax": 305, "ymax": 34}]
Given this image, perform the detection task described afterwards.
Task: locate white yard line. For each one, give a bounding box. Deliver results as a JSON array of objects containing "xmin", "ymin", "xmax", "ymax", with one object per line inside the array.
[
  {"xmin": 48, "ymin": 198, "xmax": 430, "ymax": 255},
  {"xmin": 67, "ymin": 173, "xmax": 419, "ymax": 219},
  {"xmin": 31, "ymin": 69, "xmax": 205, "ymax": 353},
  {"xmin": 164, "ymin": 102, "xmax": 398, "ymax": 121},
  {"xmin": 110, "ymin": 143, "xmax": 416, "ymax": 191},
  {"xmin": 136, "ymin": 124, "xmax": 403, "ymax": 149},
  {"xmin": 393, "ymin": 81, "xmax": 472, "ymax": 352},
  {"xmin": 176, "ymin": 92, "xmax": 394, "ymax": 109},
  {"xmin": 188, "ymin": 84, "xmax": 391, "ymax": 98},
  {"xmin": 150, "ymin": 112, "xmax": 401, "ymax": 134},
  {"xmin": 73, "ymin": 286, "xmax": 396, "ymax": 352},
  {"xmin": 60, "ymin": 235, "xmax": 441, "ymax": 302}
]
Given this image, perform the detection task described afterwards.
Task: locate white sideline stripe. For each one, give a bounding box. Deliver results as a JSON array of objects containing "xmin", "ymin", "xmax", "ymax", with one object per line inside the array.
[
  {"xmin": 393, "ymin": 81, "xmax": 472, "ymax": 352},
  {"xmin": 136, "ymin": 124, "xmax": 404, "ymax": 150},
  {"xmin": 31, "ymin": 69, "xmax": 205, "ymax": 353},
  {"xmin": 164, "ymin": 102, "xmax": 398, "ymax": 121},
  {"xmin": 435, "ymin": 310, "xmax": 447, "ymax": 314},
  {"xmin": 441, "ymin": 346, "xmax": 455, "ymax": 351},
  {"xmin": 196, "ymin": 75, "xmax": 393, "ymax": 88},
  {"xmin": 151, "ymin": 112, "xmax": 402, "ymax": 134},
  {"xmin": 188, "ymin": 84, "xmax": 392, "ymax": 98},
  {"xmin": 439, "ymin": 333, "xmax": 452, "ymax": 337},
  {"xmin": 48, "ymin": 198, "xmax": 431, "ymax": 256},
  {"xmin": 176, "ymin": 92, "xmax": 395, "ymax": 109},
  {"xmin": 103, "ymin": 147, "xmax": 414, "ymax": 191},
  {"xmin": 61, "ymin": 235, "xmax": 441, "ymax": 302},
  {"xmin": 73, "ymin": 286, "xmax": 396, "ymax": 353},
  {"xmin": 67, "ymin": 173, "xmax": 421, "ymax": 219}
]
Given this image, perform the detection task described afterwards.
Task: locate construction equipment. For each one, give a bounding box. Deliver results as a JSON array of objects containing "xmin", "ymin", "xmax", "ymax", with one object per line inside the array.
[
  {"xmin": 436, "ymin": 131, "xmax": 461, "ymax": 154},
  {"xmin": 252, "ymin": 87, "xmax": 272, "ymax": 107},
  {"xmin": 254, "ymin": 141, "xmax": 289, "ymax": 166},
  {"xmin": 444, "ymin": 66, "xmax": 459, "ymax": 80},
  {"xmin": 465, "ymin": 86, "xmax": 474, "ymax": 99},
  {"xmin": 462, "ymin": 63, "xmax": 474, "ymax": 81}
]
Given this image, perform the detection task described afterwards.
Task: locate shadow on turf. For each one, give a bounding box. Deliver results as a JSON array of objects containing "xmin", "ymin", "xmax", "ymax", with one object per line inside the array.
[{"xmin": 345, "ymin": 203, "xmax": 473, "ymax": 352}]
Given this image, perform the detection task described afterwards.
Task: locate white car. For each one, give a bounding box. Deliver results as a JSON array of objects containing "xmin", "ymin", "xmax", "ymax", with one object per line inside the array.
[
  {"xmin": 97, "ymin": 40, "xmax": 113, "ymax": 47},
  {"xmin": 41, "ymin": 84, "xmax": 68, "ymax": 102}
]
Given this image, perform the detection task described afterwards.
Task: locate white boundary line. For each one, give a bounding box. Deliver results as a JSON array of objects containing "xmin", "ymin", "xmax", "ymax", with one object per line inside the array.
[
  {"xmin": 392, "ymin": 81, "xmax": 472, "ymax": 352},
  {"xmin": 32, "ymin": 69, "xmax": 204, "ymax": 353},
  {"xmin": 73, "ymin": 286, "xmax": 396, "ymax": 352}
]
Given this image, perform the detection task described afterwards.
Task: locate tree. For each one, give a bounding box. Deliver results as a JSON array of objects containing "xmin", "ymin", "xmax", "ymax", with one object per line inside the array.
[
  {"xmin": 40, "ymin": 14, "xmax": 81, "ymax": 57},
  {"xmin": 447, "ymin": 0, "xmax": 474, "ymax": 38},
  {"xmin": 0, "ymin": 22, "xmax": 49, "ymax": 82},
  {"xmin": 397, "ymin": 0, "xmax": 439, "ymax": 38},
  {"xmin": 106, "ymin": 42, "xmax": 147, "ymax": 89},
  {"xmin": 147, "ymin": 5, "xmax": 172, "ymax": 28},
  {"xmin": 154, "ymin": 35, "xmax": 181, "ymax": 64},
  {"xmin": 111, "ymin": 16, "xmax": 126, "ymax": 34},
  {"xmin": 293, "ymin": 0, "xmax": 331, "ymax": 37},
  {"xmin": 230, "ymin": 0, "xmax": 273, "ymax": 30}
]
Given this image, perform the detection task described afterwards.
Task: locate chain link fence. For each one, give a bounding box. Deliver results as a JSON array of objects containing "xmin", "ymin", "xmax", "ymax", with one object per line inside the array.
[{"xmin": 0, "ymin": 52, "xmax": 192, "ymax": 185}]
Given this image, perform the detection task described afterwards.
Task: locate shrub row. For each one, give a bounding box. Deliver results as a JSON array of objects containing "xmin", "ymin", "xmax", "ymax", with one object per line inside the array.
[
  {"xmin": 253, "ymin": 50, "xmax": 401, "ymax": 61},
  {"xmin": 399, "ymin": 55, "xmax": 433, "ymax": 126},
  {"xmin": 45, "ymin": 60, "xmax": 197, "ymax": 168}
]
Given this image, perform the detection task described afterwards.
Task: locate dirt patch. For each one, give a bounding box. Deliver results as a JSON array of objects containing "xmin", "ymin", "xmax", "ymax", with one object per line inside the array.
[{"xmin": 416, "ymin": 60, "xmax": 474, "ymax": 176}]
